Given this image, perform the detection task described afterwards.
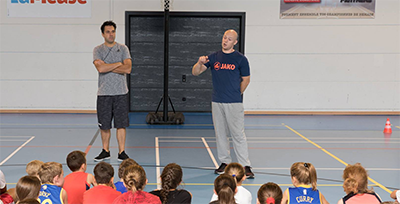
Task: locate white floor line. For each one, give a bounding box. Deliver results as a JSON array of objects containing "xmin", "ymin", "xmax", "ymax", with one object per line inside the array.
[
  {"xmin": 157, "ymin": 136, "xmax": 215, "ymax": 139},
  {"xmin": 158, "ymin": 140, "xmax": 204, "ymax": 143},
  {"xmin": 158, "ymin": 139, "xmax": 400, "ymax": 144},
  {"xmin": 0, "ymin": 136, "xmax": 34, "ymax": 138},
  {"xmin": 155, "ymin": 136, "xmax": 400, "ymax": 140},
  {"xmin": 201, "ymin": 137, "xmax": 218, "ymax": 169},
  {"xmin": 155, "ymin": 137, "xmax": 161, "ymax": 189},
  {"xmin": 0, "ymin": 136, "xmax": 35, "ymax": 166},
  {"xmin": 0, "ymin": 139, "xmax": 31, "ymax": 142}
]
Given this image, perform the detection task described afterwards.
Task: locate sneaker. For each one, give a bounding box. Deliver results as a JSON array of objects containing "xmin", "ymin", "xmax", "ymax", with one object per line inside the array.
[
  {"xmin": 118, "ymin": 151, "xmax": 129, "ymax": 161},
  {"xmin": 94, "ymin": 149, "xmax": 110, "ymax": 161},
  {"xmin": 214, "ymin": 163, "xmax": 228, "ymax": 175},
  {"xmin": 245, "ymin": 166, "xmax": 255, "ymax": 179}
]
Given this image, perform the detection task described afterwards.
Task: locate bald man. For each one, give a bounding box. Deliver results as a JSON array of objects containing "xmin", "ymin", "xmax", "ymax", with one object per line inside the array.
[{"xmin": 192, "ymin": 30, "xmax": 254, "ymax": 178}]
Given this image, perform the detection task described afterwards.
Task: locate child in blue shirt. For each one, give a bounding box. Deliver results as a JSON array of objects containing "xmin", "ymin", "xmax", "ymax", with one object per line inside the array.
[{"xmin": 281, "ymin": 162, "xmax": 329, "ymax": 204}]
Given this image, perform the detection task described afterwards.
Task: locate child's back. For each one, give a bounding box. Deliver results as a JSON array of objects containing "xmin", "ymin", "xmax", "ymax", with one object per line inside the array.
[
  {"xmin": 64, "ymin": 172, "xmax": 90, "ymax": 204},
  {"xmin": 113, "ymin": 165, "xmax": 161, "ymax": 204},
  {"xmin": 150, "ymin": 163, "xmax": 191, "ymax": 204},
  {"xmin": 210, "ymin": 163, "xmax": 251, "ymax": 204},
  {"xmin": 114, "ymin": 158, "xmax": 138, "ymax": 194},
  {"xmin": 63, "ymin": 151, "xmax": 95, "ymax": 204},
  {"xmin": 83, "ymin": 162, "xmax": 120, "ymax": 204},
  {"xmin": 38, "ymin": 162, "xmax": 67, "ymax": 204},
  {"xmin": 281, "ymin": 162, "xmax": 329, "ymax": 204},
  {"xmin": 287, "ymin": 185, "xmax": 321, "ymax": 204},
  {"xmin": 39, "ymin": 183, "xmax": 64, "ymax": 204},
  {"xmin": 338, "ymin": 163, "xmax": 381, "ymax": 204}
]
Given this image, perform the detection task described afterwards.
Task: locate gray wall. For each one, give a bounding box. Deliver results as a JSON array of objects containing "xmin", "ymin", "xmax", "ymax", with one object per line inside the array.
[{"xmin": 1, "ymin": 0, "xmax": 399, "ymax": 112}]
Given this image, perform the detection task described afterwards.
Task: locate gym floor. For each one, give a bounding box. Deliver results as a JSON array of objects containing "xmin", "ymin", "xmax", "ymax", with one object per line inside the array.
[{"xmin": 0, "ymin": 113, "xmax": 399, "ymax": 204}]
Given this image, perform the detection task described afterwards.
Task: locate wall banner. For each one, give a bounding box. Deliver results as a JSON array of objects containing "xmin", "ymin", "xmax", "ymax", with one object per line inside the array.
[
  {"xmin": 280, "ymin": 0, "xmax": 375, "ymax": 19},
  {"xmin": 7, "ymin": 0, "xmax": 91, "ymax": 18}
]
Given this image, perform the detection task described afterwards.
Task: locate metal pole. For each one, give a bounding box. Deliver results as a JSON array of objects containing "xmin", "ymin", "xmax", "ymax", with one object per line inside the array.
[{"xmin": 163, "ymin": 0, "xmax": 170, "ymax": 122}]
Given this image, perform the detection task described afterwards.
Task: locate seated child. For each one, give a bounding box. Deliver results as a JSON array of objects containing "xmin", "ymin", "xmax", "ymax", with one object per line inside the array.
[
  {"xmin": 337, "ymin": 163, "xmax": 382, "ymax": 204},
  {"xmin": 16, "ymin": 176, "xmax": 41, "ymax": 201},
  {"xmin": 0, "ymin": 170, "xmax": 14, "ymax": 204},
  {"xmin": 281, "ymin": 162, "xmax": 329, "ymax": 204},
  {"xmin": 83, "ymin": 162, "xmax": 120, "ymax": 204},
  {"xmin": 115, "ymin": 158, "xmax": 138, "ymax": 194},
  {"xmin": 257, "ymin": 182, "xmax": 282, "ymax": 204},
  {"xmin": 390, "ymin": 190, "xmax": 399, "ymax": 203},
  {"xmin": 26, "ymin": 160, "xmax": 44, "ymax": 178},
  {"xmin": 64, "ymin": 150, "xmax": 96, "ymax": 204},
  {"xmin": 17, "ymin": 198, "xmax": 41, "ymax": 204},
  {"xmin": 210, "ymin": 162, "xmax": 251, "ymax": 204},
  {"xmin": 150, "ymin": 163, "xmax": 192, "ymax": 204},
  {"xmin": 38, "ymin": 162, "xmax": 68, "ymax": 204},
  {"xmin": 210, "ymin": 174, "xmax": 237, "ymax": 204},
  {"xmin": 112, "ymin": 165, "xmax": 161, "ymax": 204}
]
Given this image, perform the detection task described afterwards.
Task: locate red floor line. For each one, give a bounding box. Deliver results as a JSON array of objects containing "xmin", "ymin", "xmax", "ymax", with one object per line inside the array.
[{"xmin": 84, "ymin": 145, "xmax": 92, "ymax": 154}]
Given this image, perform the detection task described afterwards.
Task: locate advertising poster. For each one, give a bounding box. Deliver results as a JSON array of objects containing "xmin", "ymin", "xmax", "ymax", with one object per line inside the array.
[
  {"xmin": 280, "ymin": 0, "xmax": 375, "ymax": 19},
  {"xmin": 7, "ymin": 0, "xmax": 91, "ymax": 18}
]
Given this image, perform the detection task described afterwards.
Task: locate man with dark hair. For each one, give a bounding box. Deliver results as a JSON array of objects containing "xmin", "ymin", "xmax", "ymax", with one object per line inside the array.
[
  {"xmin": 93, "ymin": 20, "xmax": 132, "ymax": 161},
  {"xmin": 83, "ymin": 162, "xmax": 120, "ymax": 204},
  {"xmin": 192, "ymin": 29, "xmax": 254, "ymax": 178}
]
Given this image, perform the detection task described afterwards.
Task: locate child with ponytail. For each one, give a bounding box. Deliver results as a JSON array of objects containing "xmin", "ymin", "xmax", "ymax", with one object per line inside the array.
[
  {"xmin": 211, "ymin": 163, "xmax": 251, "ymax": 204},
  {"xmin": 150, "ymin": 163, "xmax": 192, "ymax": 204},
  {"xmin": 113, "ymin": 165, "xmax": 161, "ymax": 204},
  {"xmin": 257, "ymin": 182, "xmax": 282, "ymax": 204},
  {"xmin": 281, "ymin": 162, "xmax": 329, "ymax": 204},
  {"xmin": 210, "ymin": 174, "xmax": 237, "ymax": 204},
  {"xmin": 337, "ymin": 163, "xmax": 381, "ymax": 204}
]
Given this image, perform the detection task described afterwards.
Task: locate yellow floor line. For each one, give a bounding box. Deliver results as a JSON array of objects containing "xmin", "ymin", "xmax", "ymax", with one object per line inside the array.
[
  {"xmin": 395, "ymin": 126, "xmax": 400, "ymax": 129},
  {"xmin": 285, "ymin": 125, "xmax": 392, "ymax": 194}
]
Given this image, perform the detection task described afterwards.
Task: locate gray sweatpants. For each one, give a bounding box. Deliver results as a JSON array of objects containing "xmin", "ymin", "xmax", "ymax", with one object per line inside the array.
[{"xmin": 212, "ymin": 102, "xmax": 251, "ymax": 166}]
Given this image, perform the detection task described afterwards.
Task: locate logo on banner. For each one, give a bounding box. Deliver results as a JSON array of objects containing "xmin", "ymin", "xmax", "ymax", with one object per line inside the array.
[
  {"xmin": 284, "ymin": 0, "xmax": 320, "ymax": 3},
  {"xmin": 340, "ymin": 0, "xmax": 372, "ymax": 3},
  {"xmin": 8, "ymin": 0, "xmax": 91, "ymax": 17},
  {"xmin": 11, "ymin": 0, "xmax": 87, "ymax": 4}
]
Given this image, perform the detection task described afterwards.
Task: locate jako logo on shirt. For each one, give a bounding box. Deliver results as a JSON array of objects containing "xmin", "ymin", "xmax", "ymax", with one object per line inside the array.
[
  {"xmin": 213, "ymin": 62, "xmax": 236, "ymax": 71},
  {"xmin": 11, "ymin": 0, "xmax": 87, "ymax": 4}
]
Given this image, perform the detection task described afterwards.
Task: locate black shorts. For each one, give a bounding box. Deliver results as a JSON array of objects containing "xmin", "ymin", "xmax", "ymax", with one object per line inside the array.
[{"xmin": 97, "ymin": 94, "xmax": 129, "ymax": 130}]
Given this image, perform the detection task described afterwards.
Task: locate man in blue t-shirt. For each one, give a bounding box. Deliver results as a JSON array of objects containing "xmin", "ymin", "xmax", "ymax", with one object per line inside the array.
[{"xmin": 192, "ymin": 29, "xmax": 254, "ymax": 178}]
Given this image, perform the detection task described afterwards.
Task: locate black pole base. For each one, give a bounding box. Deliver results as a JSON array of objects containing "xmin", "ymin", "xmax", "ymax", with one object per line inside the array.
[{"xmin": 146, "ymin": 112, "xmax": 185, "ymax": 125}]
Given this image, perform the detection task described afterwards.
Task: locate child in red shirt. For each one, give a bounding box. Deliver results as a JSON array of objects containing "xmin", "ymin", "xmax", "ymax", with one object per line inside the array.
[
  {"xmin": 64, "ymin": 151, "xmax": 96, "ymax": 204},
  {"xmin": 83, "ymin": 162, "xmax": 121, "ymax": 204}
]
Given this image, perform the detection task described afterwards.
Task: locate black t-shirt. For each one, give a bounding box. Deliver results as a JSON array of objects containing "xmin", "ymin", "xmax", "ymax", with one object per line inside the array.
[{"xmin": 150, "ymin": 189, "xmax": 191, "ymax": 204}]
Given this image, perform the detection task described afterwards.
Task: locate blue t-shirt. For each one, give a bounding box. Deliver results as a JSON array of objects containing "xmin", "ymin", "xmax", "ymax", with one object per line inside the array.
[
  {"xmin": 204, "ymin": 50, "xmax": 250, "ymax": 103},
  {"xmin": 39, "ymin": 184, "xmax": 64, "ymax": 204},
  {"xmin": 115, "ymin": 181, "xmax": 127, "ymax": 194},
  {"xmin": 288, "ymin": 185, "xmax": 321, "ymax": 204}
]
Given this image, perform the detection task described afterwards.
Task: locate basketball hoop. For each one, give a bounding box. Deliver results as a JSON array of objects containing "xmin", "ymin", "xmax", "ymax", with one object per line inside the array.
[{"xmin": 146, "ymin": 0, "xmax": 184, "ymax": 125}]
